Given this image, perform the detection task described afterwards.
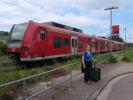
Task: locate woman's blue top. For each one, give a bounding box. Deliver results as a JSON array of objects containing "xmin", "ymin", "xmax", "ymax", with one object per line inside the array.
[{"xmin": 83, "ymin": 51, "xmax": 92, "ymax": 62}]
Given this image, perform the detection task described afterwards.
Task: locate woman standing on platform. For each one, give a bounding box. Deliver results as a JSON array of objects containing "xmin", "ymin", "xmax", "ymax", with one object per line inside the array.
[{"xmin": 82, "ymin": 45, "xmax": 93, "ymax": 84}]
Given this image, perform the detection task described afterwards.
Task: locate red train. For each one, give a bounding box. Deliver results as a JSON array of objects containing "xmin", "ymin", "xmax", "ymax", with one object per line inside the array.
[{"xmin": 7, "ymin": 21, "xmax": 124, "ymax": 62}]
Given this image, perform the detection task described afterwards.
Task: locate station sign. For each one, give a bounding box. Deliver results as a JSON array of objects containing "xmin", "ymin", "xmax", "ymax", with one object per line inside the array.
[{"xmin": 112, "ymin": 25, "xmax": 119, "ymax": 36}]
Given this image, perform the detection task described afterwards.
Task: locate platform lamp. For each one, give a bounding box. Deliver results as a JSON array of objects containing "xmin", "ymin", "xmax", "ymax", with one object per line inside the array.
[
  {"xmin": 124, "ymin": 28, "xmax": 127, "ymax": 56},
  {"xmin": 105, "ymin": 6, "xmax": 119, "ymax": 54}
]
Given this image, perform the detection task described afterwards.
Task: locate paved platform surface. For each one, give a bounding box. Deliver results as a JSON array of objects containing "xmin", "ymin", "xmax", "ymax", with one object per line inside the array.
[
  {"xmin": 32, "ymin": 62, "xmax": 133, "ymax": 100},
  {"xmin": 97, "ymin": 73, "xmax": 133, "ymax": 100},
  {"xmin": 107, "ymin": 75, "xmax": 133, "ymax": 100}
]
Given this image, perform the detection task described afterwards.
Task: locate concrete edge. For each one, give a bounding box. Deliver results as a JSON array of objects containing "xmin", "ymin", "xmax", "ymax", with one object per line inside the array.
[
  {"xmin": 90, "ymin": 72, "xmax": 133, "ymax": 100},
  {"xmin": 96, "ymin": 73, "xmax": 133, "ymax": 100}
]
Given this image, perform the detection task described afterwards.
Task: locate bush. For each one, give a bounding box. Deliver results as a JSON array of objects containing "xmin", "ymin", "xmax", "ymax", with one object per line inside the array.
[
  {"xmin": 122, "ymin": 56, "xmax": 131, "ymax": 62},
  {"xmin": 0, "ymin": 88, "xmax": 14, "ymax": 100},
  {"xmin": 0, "ymin": 42, "xmax": 7, "ymax": 56},
  {"xmin": 108, "ymin": 54, "xmax": 117, "ymax": 63}
]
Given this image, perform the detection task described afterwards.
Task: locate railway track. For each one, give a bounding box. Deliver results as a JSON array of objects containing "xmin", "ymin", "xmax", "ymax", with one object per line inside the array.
[{"xmin": 0, "ymin": 50, "xmax": 123, "ymax": 70}]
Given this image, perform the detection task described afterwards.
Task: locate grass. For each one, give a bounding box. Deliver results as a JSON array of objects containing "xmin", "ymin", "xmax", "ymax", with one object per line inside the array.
[
  {"xmin": 0, "ymin": 50, "xmax": 5, "ymax": 56},
  {"xmin": 0, "ymin": 57, "xmax": 81, "ymax": 100},
  {"xmin": 94, "ymin": 54, "xmax": 110, "ymax": 64},
  {"xmin": 0, "ymin": 57, "xmax": 81, "ymax": 84},
  {"xmin": 0, "ymin": 88, "xmax": 14, "ymax": 100},
  {"xmin": 121, "ymin": 48, "xmax": 133, "ymax": 62},
  {"xmin": 108, "ymin": 54, "xmax": 117, "ymax": 63},
  {"xmin": 122, "ymin": 56, "xmax": 131, "ymax": 62},
  {"xmin": 0, "ymin": 66, "xmax": 53, "ymax": 84},
  {"xmin": 0, "ymin": 65, "xmax": 57, "ymax": 99},
  {"xmin": 0, "ymin": 51, "xmax": 125, "ymax": 84},
  {"xmin": 0, "ymin": 56, "xmax": 11, "ymax": 64}
]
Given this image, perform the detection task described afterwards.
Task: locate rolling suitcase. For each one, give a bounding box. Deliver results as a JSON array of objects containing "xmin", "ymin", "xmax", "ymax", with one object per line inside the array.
[{"xmin": 90, "ymin": 67, "xmax": 101, "ymax": 82}]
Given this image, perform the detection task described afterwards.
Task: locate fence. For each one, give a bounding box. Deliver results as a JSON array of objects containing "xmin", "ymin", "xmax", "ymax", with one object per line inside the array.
[
  {"xmin": 0, "ymin": 62, "xmax": 81, "ymax": 100},
  {"xmin": 0, "ymin": 52, "xmax": 119, "ymax": 100}
]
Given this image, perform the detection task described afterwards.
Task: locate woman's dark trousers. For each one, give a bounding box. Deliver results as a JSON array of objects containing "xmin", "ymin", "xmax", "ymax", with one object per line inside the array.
[{"xmin": 84, "ymin": 61, "xmax": 92, "ymax": 82}]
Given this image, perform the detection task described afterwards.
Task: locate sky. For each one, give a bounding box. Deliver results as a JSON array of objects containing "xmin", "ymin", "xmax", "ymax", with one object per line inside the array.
[{"xmin": 0, "ymin": 0, "xmax": 133, "ymax": 42}]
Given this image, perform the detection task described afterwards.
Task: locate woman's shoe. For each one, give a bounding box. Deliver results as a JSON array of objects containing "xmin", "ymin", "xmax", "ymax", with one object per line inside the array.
[{"xmin": 84, "ymin": 81, "xmax": 91, "ymax": 85}]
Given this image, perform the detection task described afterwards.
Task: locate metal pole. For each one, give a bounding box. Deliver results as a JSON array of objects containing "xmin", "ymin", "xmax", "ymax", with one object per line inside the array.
[
  {"xmin": 23, "ymin": 80, "xmax": 27, "ymax": 100},
  {"xmin": 110, "ymin": 9, "xmax": 112, "ymax": 54},
  {"xmin": 110, "ymin": 9, "xmax": 112, "ymax": 36},
  {"xmin": 124, "ymin": 28, "xmax": 127, "ymax": 56},
  {"xmin": 105, "ymin": 7, "xmax": 118, "ymax": 54},
  {"xmin": 70, "ymin": 65, "xmax": 73, "ymax": 88}
]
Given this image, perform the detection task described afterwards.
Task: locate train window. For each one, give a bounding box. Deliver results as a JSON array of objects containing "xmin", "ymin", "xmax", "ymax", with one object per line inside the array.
[
  {"xmin": 90, "ymin": 39, "xmax": 94, "ymax": 48},
  {"xmin": 53, "ymin": 37, "xmax": 62, "ymax": 48},
  {"xmin": 88, "ymin": 38, "xmax": 91, "ymax": 45},
  {"xmin": 40, "ymin": 30, "xmax": 46, "ymax": 40},
  {"xmin": 95, "ymin": 41, "xmax": 99, "ymax": 48},
  {"xmin": 107, "ymin": 42, "xmax": 110, "ymax": 48},
  {"xmin": 100, "ymin": 41, "xmax": 105, "ymax": 48},
  {"xmin": 63, "ymin": 38, "xmax": 70, "ymax": 48}
]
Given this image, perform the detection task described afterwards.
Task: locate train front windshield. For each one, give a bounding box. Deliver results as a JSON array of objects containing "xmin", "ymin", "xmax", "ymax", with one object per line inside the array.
[{"xmin": 10, "ymin": 23, "xmax": 28, "ymax": 42}]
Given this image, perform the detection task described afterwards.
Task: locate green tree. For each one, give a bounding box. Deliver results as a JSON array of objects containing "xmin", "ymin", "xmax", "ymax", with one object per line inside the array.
[
  {"xmin": 0, "ymin": 31, "xmax": 9, "ymax": 35},
  {"xmin": 108, "ymin": 35, "xmax": 124, "ymax": 42},
  {"xmin": 0, "ymin": 31, "xmax": 9, "ymax": 42}
]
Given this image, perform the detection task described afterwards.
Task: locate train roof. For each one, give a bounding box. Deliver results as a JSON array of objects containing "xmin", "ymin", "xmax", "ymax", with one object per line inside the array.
[
  {"xmin": 95, "ymin": 36, "xmax": 124, "ymax": 44},
  {"xmin": 39, "ymin": 21, "xmax": 91, "ymax": 37},
  {"xmin": 44, "ymin": 22, "xmax": 83, "ymax": 33}
]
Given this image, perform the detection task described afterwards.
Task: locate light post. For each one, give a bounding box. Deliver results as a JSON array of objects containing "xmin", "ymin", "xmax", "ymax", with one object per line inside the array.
[
  {"xmin": 124, "ymin": 28, "xmax": 127, "ymax": 56},
  {"xmin": 105, "ymin": 6, "xmax": 119, "ymax": 54}
]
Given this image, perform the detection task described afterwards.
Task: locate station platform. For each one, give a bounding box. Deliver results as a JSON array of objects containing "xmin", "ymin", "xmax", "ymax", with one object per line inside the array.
[{"xmin": 32, "ymin": 62, "xmax": 133, "ymax": 100}]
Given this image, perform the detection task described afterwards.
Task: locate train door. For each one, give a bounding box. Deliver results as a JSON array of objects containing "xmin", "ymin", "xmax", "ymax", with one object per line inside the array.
[
  {"xmin": 33, "ymin": 28, "xmax": 46, "ymax": 56},
  {"xmin": 91, "ymin": 38, "xmax": 95, "ymax": 52},
  {"xmin": 88, "ymin": 38, "xmax": 91, "ymax": 47},
  {"xmin": 71, "ymin": 35, "xmax": 78, "ymax": 55}
]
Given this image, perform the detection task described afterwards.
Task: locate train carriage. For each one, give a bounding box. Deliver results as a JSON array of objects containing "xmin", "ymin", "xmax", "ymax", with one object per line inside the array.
[
  {"xmin": 99, "ymin": 38, "xmax": 106, "ymax": 52},
  {"xmin": 7, "ymin": 21, "xmax": 124, "ymax": 63}
]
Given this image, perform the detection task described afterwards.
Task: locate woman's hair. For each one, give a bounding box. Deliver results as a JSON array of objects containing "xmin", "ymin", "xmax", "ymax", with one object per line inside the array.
[{"xmin": 85, "ymin": 45, "xmax": 91, "ymax": 52}]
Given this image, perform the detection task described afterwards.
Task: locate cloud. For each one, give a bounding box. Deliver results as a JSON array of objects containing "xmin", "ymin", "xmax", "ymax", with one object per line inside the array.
[
  {"xmin": 73, "ymin": 0, "xmax": 133, "ymax": 10},
  {"xmin": 0, "ymin": 3, "xmax": 16, "ymax": 13},
  {"xmin": 0, "ymin": 0, "xmax": 109, "ymax": 30},
  {"xmin": 51, "ymin": 13, "xmax": 108, "ymax": 28},
  {"xmin": 0, "ymin": 0, "xmax": 133, "ymax": 41}
]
